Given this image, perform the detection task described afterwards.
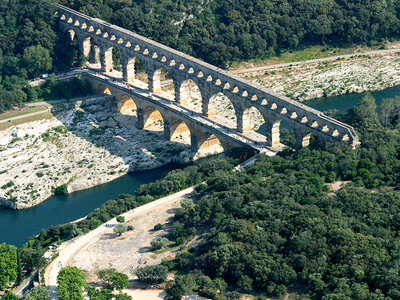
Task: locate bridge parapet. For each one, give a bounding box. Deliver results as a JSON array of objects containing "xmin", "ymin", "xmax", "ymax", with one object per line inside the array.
[{"xmin": 57, "ymin": 5, "xmax": 360, "ymax": 149}]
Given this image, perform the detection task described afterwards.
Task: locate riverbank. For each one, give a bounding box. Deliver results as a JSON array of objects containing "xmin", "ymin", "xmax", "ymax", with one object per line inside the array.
[
  {"xmin": 238, "ymin": 50, "xmax": 400, "ymax": 101},
  {"xmin": 0, "ymin": 96, "xmax": 188, "ymax": 209}
]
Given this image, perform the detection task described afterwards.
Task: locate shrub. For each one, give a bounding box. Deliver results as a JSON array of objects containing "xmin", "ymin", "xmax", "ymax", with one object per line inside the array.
[
  {"xmin": 53, "ymin": 184, "xmax": 68, "ymax": 195},
  {"xmin": 153, "ymin": 223, "xmax": 164, "ymax": 231},
  {"xmin": 116, "ymin": 216, "xmax": 125, "ymax": 223},
  {"xmin": 133, "ymin": 265, "xmax": 168, "ymax": 283},
  {"xmin": 150, "ymin": 237, "xmax": 169, "ymax": 250},
  {"xmin": 113, "ymin": 224, "xmax": 127, "ymax": 236}
]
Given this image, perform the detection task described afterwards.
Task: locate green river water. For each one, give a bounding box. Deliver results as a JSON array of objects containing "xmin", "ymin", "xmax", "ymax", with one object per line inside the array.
[{"xmin": 2, "ymin": 85, "xmax": 400, "ymax": 247}]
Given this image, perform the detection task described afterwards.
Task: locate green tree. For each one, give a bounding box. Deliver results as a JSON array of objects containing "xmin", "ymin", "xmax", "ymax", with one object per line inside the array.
[
  {"xmin": 22, "ymin": 46, "xmax": 52, "ymax": 78},
  {"xmin": 23, "ymin": 286, "xmax": 50, "ymax": 300},
  {"xmin": 133, "ymin": 265, "xmax": 168, "ymax": 283},
  {"xmin": 57, "ymin": 266, "xmax": 86, "ymax": 300},
  {"xmin": 150, "ymin": 237, "xmax": 168, "ymax": 250},
  {"xmin": 97, "ymin": 268, "xmax": 116, "ymax": 289},
  {"xmin": 113, "ymin": 224, "xmax": 128, "ymax": 236},
  {"xmin": 1, "ymin": 292, "xmax": 18, "ymax": 300},
  {"xmin": 0, "ymin": 243, "xmax": 18, "ymax": 290},
  {"xmin": 20, "ymin": 247, "xmax": 45, "ymax": 274},
  {"xmin": 110, "ymin": 272, "xmax": 129, "ymax": 291}
]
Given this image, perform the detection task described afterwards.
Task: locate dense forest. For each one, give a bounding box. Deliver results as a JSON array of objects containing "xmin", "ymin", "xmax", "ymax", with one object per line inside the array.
[
  {"xmin": 1, "ymin": 0, "xmax": 400, "ymax": 112},
  {"xmin": 160, "ymin": 93, "xmax": 400, "ymax": 299}
]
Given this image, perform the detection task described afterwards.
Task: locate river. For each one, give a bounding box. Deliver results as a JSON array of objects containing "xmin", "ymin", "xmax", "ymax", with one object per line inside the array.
[{"xmin": 2, "ymin": 86, "xmax": 400, "ymax": 247}]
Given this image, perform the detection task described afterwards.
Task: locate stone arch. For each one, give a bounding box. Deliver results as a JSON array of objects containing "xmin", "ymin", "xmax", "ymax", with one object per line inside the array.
[
  {"xmin": 150, "ymin": 67, "xmax": 175, "ymax": 101},
  {"xmin": 206, "ymin": 92, "xmax": 237, "ymax": 129},
  {"xmin": 195, "ymin": 133, "xmax": 225, "ymax": 157},
  {"xmin": 134, "ymin": 57, "xmax": 148, "ymax": 85},
  {"xmin": 168, "ymin": 120, "xmax": 192, "ymax": 145},
  {"xmin": 177, "ymin": 79, "xmax": 202, "ymax": 112},
  {"xmin": 118, "ymin": 94, "xmax": 138, "ymax": 116},
  {"xmin": 241, "ymin": 106, "xmax": 265, "ymax": 135},
  {"xmin": 96, "ymin": 84, "xmax": 111, "ymax": 95},
  {"xmin": 138, "ymin": 106, "xmax": 165, "ymax": 133},
  {"xmin": 88, "ymin": 37, "xmax": 100, "ymax": 64}
]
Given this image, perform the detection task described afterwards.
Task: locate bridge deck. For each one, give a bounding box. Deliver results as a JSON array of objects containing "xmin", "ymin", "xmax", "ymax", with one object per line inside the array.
[{"xmin": 83, "ymin": 70, "xmax": 278, "ymax": 157}]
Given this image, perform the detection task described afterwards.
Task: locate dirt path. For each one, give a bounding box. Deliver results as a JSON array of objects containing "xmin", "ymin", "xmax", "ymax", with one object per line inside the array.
[
  {"xmin": 231, "ymin": 47, "xmax": 400, "ymax": 74},
  {"xmin": 44, "ymin": 186, "xmax": 194, "ymax": 299}
]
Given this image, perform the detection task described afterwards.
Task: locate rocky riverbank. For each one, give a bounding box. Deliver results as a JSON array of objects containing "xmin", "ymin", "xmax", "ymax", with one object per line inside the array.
[
  {"xmin": 0, "ymin": 97, "xmax": 188, "ymax": 209},
  {"xmin": 240, "ymin": 52, "xmax": 400, "ymax": 101}
]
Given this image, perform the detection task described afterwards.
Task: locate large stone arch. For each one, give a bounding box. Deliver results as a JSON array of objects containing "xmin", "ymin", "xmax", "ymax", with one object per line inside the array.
[
  {"xmin": 206, "ymin": 92, "xmax": 238, "ymax": 129},
  {"xmin": 137, "ymin": 105, "xmax": 165, "ymax": 132},
  {"xmin": 176, "ymin": 79, "xmax": 203, "ymax": 112},
  {"xmin": 148, "ymin": 67, "xmax": 175, "ymax": 100},
  {"xmin": 192, "ymin": 132, "xmax": 225, "ymax": 157},
  {"xmin": 164, "ymin": 118, "xmax": 192, "ymax": 146},
  {"xmin": 118, "ymin": 94, "xmax": 138, "ymax": 116}
]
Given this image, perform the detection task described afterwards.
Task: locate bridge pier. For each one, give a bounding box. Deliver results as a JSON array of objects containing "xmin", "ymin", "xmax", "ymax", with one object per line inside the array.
[
  {"xmin": 100, "ymin": 44, "xmax": 113, "ymax": 72},
  {"xmin": 294, "ymin": 129, "xmax": 312, "ymax": 149},
  {"xmin": 147, "ymin": 67, "xmax": 162, "ymax": 93},
  {"xmin": 77, "ymin": 35, "xmax": 91, "ymax": 58},
  {"xmin": 122, "ymin": 56, "xmax": 135, "ymax": 82},
  {"xmin": 237, "ymin": 105, "xmax": 252, "ymax": 133},
  {"xmin": 264, "ymin": 119, "xmax": 281, "ymax": 147}
]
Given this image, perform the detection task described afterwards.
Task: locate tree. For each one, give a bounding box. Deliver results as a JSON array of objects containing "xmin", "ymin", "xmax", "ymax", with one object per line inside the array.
[
  {"xmin": 2, "ymin": 292, "xmax": 18, "ymax": 300},
  {"xmin": 134, "ymin": 265, "xmax": 168, "ymax": 283},
  {"xmin": 110, "ymin": 272, "xmax": 129, "ymax": 291},
  {"xmin": 114, "ymin": 293, "xmax": 132, "ymax": 300},
  {"xmin": 57, "ymin": 266, "xmax": 86, "ymax": 300},
  {"xmin": 113, "ymin": 224, "xmax": 128, "ymax": 236},
  {"xmin": 23, "ymin": 286, "xmax": 50, "ymax": 300},
  {"xmin": 116, "ymin": 216, "xmax": 125, "ymax": 223},
  {"xmin": 150, "ymin": 237, "xmax": 169, "ymax": 250},
  {"xmin": 0, "ymin": 243, "xmax": 18, "ymax": 290},
  {"xmin": 97, "ymin": 268, "xmax": 116, "ymax": 289},
  {"xmin": 22, "ymin": 45, "xmax": 52, "ymax": 78},
  {"xmin": 20, "ymin": 247, "xmax": 45, "ymax": 274}
]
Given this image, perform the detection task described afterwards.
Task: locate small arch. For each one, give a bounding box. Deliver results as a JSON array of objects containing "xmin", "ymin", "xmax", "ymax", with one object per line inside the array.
[
  {"xmin": 241, "ymin": 90, "xmax": 249, "ymax": 97},
  {"xmin": 215, "ymin": 79, "xmax": 222, "ymax": 86},
  {"xmin": 280, "ymin": 108, "xmax": 288, "ymax": 114},
  {"xmin": 169, "ymin": 60, "xmax": 176, "ymax": 66},
  {"xmin": 260, "ymin": 99, "xmax": 268, "ymax": 105},
  {"xmin": 110, "ymin": 35, "xmax": 116, "ymax": 41},
  {"xmin": 88, "ymin": 26, "xmax": 94, "ymax": 32},
  {"xmin": 96, "ymin": 29, "xmax": 102, "ymax": 35},
  {"xmin": 103, "ymin": 32, "xmax": 109, "ymax": 38},
  {"xmin": 251, "ymin": 94, "xmax": 258, "ymax": 101},
  {"xmin": 118, "ymin": 38, "xmax": 124, "ymax": 44},
  {"xmin": 188, "ymin": 67, "xmax": 195, "ymax": 74},
  {"xmin": 290, "ymin": 112, "xmax": 298, "ymax": 119},
  {"xmin": 61, "ymin": 14, "xmax": 66, "ymax": 20},
  {"xmin": 301, "ymin": 116, "xmax": 308, "ymax": 123},
  {"xmin": 311, "ymin": 121, "xmax": 318, "ymax": 128},
  {"xmin": 81, "ymin": 23, "xmax": 87, "ymax": 29},
  {"xmin": 232, "ymin": 86, "xmax": 239, "ymax": 93},
  {"xmin": 223, "ymin": 83, "xmax": 230, "ymax": 90},
  {"xmin": 179, "ymin": 64, "xmax": 185, "ymax": 70},
  {"xmin": 67, "ymin": 17, "xmax": 73, "ymax": 23},
  {"xmin": 161, "ymin": 56, "xmax": 167, "ymax": 62},
  {"xmin": 342, "ymin": 134, "xmax": 349, "ymax": 141},
  {"xmin": 322, "ymin": 125, "xmax": 329, "ymax": 132},
  {"xmin": 74, "ymin": 20, "xmax": 80, "ymax": 26},
  {"xmin": 125, "ymin": 41, "xmax": 131, "ymax": 47},
  {"xmin": 152, "ymin": 52, "xmax": 158, "ymax": 59},
  {"xmin": 206, "ymin": 75, "xmax": 213, "ymax": 82},
  {"xmin": 143, "ymin": 48, "xmax": 149, "ymax": 55},
  {"xmin": 271, "ymin": 103, "xmax": 278, "ymax": 110},
  {"xmin": 134, "ymin": 45, "xmax": 140, "ymax": 51},
  {"xmin": 197, "ymin": 71, "xmax": 204, "ymax": 78},
  {"xmin": 332, "ymin": 129, "xmax": 339, "ymax": 137}
]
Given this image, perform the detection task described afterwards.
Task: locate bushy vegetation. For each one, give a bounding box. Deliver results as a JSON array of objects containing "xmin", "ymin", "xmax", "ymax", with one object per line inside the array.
[{"xmin": 164, "ymin": 93, "xmax": 400, "ymax": 299}]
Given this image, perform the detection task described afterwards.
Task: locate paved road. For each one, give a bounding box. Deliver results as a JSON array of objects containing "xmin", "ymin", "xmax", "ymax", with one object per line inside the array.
[
  {"xmin": 45, "ymin": 186, "xmax": 195, "ymax": 299},
  {"xmin": 231, "ymin": 47, "xmax": 400, "ymax": 74}
]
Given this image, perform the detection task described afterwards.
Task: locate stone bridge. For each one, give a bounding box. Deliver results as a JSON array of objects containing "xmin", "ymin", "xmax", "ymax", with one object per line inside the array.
[{"xmin": 56, "ymin": 5, "xmax": 360, "ymax": 151}]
